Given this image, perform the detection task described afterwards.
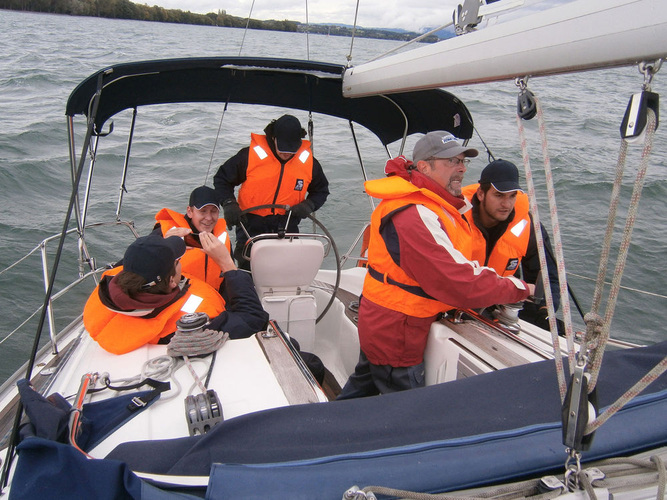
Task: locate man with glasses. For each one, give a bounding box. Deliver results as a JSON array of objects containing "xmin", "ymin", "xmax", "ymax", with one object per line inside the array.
[
  {"xmin": 84, "ymin": 234, "xmax": 268, "ymax": 354},
  {"xmin": 338, "ymin": 131, "xmax": 535, "ymax": 398},
  {"xmin": 153, "ymin": 186, "xmax": 231, "ymax": 291}
]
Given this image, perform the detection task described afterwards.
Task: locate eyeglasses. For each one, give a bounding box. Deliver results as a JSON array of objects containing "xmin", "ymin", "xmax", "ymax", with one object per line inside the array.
[
  {"xmin": 446, "ymin": 157, "xmax": 470, "ymax": 166},
  {"xmin": 426, "ymin": 157, "xmax": 470, "ymax": 167}
]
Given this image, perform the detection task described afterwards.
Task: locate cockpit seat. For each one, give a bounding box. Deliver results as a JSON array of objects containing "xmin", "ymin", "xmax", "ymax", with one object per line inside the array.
[{"xmin": 250, "ymin": 238, "xmax": 324, "ymax": 352}]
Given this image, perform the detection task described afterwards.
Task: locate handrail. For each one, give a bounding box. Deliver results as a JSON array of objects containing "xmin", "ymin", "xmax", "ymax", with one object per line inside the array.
[{"xmin": 0, "ymin": 220, "xmax": 139, "ymax": 354}]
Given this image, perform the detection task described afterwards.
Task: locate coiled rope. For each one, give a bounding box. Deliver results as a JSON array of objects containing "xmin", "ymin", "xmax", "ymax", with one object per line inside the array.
[
  {"xmin": 167, "ymin": 327, "xmax": 229, "ymax": 394},
  {"xmin": 167, "ymin": 328, "xmax": 229, "ymax": 358}
]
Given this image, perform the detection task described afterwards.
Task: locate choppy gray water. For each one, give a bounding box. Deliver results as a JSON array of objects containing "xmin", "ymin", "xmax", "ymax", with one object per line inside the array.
[{"xmin": 1, "ymin": 10, "xmax": 665, "ymax": 382}]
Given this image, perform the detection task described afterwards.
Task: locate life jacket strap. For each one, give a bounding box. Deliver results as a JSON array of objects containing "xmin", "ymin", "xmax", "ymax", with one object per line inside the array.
[{"xmin": 367, "ymin": 265, "xmax": 436, "ymax": 301}]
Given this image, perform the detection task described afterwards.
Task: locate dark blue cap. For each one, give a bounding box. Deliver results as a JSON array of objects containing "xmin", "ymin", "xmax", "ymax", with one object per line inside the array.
[
  {"xmin": 123, "ymin": 235, "xmax": 186, "ymax": 286},
  {"xmin": 479, "ymin": 159, "xmax": 523, "ymax": 193},
  {"xmin": 189, "ymin": 186, "xmax": 220, "ymax": 210},
  {"xmin": 273, "ymin": 114, "xmax": 303, "ymax": 153}
]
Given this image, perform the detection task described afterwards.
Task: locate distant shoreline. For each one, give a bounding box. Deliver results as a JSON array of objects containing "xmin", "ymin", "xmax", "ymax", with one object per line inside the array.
[{"xmin": 0, "ymin": 1, "xmax": 445, "ymax": 43}]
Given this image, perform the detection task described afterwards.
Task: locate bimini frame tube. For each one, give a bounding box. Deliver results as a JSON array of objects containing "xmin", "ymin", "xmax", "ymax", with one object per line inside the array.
[{"xmin": 116, "ymin": 107, "xmax": 137, "ymax": 221}]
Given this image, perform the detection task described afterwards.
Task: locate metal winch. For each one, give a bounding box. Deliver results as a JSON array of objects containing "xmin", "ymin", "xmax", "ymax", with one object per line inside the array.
[{"xmin": 174, "ymin": 312, "xmax": 225, "ymax": 435}]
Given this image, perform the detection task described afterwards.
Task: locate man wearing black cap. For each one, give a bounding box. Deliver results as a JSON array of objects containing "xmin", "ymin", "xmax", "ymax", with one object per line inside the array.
[
  {"xmin": 153, "ymin": 185, "xmax": 231, "ymax": 291},
  {"xmin": 462, "ymin": 159, "xmax": 561, "ymax": 330},
  {"xmin": 213, "ymin": 115, "xmax": 329, "ymax": 269},
  {"xmin": 338, "ymin": 132, "xmax": 535, "ymax": 399},
  {"xmin": 83, "ymin": 234, "xmax": 268, "ymax": 355}
]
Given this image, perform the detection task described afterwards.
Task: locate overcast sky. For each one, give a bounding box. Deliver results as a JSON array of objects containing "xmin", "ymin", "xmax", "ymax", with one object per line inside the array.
[{"xmin": 142, "ymin": 0, "xmax": 567, "ymax": 33}]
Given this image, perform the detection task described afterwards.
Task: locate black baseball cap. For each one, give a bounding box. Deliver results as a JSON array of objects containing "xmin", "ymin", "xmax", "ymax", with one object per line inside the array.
[
  {"xmin": 189, "ymin": 186, "xmax": 220, "ymax": 210},
  {"xmin": 479, "ymin": 159, "xmax": 523, "ymax": 193},
  {"xmin": 123, "ymin": 235, "xmax": 186, "ymax": 287},
  {"xmin": 273, "ymin": 114, "xmax": 303, "ymax": 154}
]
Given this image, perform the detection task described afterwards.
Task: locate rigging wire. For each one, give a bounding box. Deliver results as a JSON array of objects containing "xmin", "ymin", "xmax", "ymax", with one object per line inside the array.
[
  {"xmin": 204, "ymin": 100, "xmax": 229, "ymax": 185},
  {"xmin": 472, "ymin": 126, "xmax": 496, "ymax": 163},
  {"xmin": 364, "ymin": 21, "xmax": 454, "ymax": 64},
  {"xmin": 237, "ymin": 0, "xmax": 256, "ymax": 56},
  {"xmin": 346, "ymin": 0, "xmax": 361, "ymax": 66},
  {"xmin": 304, "ymin": 0, "xmax": 310, "ymax": 60},
  {"xmin": 568, "ymin": 272, "xmax": 667, "ymax": 300}
]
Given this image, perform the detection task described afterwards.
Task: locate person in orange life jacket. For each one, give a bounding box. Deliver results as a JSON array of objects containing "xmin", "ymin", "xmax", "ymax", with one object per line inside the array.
[
  {"xmin": 213, "ymin": 114, "xmax": 330, "ymax": 270},
  {"xmin": 84, "ymin": 234, "xmax": 268, "ymax": 355},
  {"xmin": 337, "ymin": 132, "xmax": 536, "ymax": 399},
  {"xmin": 462, "ymin": 159, "xmax": 561, "ymax": 332},
  {"xmin": 153, "ymin": 186, "xmax": 231, "ymax": 292}
]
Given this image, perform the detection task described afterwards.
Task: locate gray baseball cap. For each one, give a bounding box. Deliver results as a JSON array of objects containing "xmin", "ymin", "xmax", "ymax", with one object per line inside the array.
[{"xmin": 413, "ymin": 131, "xmax": 478, "ymax": 163}]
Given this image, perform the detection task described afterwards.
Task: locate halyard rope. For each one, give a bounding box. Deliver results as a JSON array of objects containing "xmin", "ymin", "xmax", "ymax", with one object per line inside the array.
[
  {"xmin": 515, "ymin": 91, "xmax": 569, "ymax": 401},
  {"xmin": 587, "ymin": 109, "xmax": 656, "ymax": 391},
  {"xmin": 578, "ymin": 108, "xmax": 667, "ymax": 434}
]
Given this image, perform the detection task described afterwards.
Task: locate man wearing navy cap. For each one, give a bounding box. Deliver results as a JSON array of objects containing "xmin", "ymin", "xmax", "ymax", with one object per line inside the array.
[
  {"xmin": 462, "ymin": 159, "xmax": 561, "ymax": 330},
  {"xmin": 153, "ymin": 185, "xmax": 231, "ymax": 291},
  {"xmin": 83, "ymin": 234, "xmax": 268, "ymax": 354},
  {"xmin": 213, "ymin": 115, "xmax": 329, "ymax": 269}
]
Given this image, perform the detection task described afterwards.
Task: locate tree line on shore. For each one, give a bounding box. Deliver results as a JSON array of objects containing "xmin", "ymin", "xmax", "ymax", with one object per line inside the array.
[{"xmin": 1, "ymin": 0, "xmax": 439, "ymax": 42}]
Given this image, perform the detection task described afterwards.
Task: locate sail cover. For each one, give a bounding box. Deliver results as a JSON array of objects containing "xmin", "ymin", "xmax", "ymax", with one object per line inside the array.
[{"xmin": 11, "ymin": 341, "xmax": 667, "ymax": 498}]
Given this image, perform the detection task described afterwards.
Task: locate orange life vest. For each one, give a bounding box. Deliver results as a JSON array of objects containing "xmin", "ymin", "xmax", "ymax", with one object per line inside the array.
[
  {"xmin": 237, "ymin": 133, "xmax": 314, "ymax": 216},
  {"xmin": 363, "ymin": 175, "xmax": 473, "ymax": 318},
  {"xmin": 154, "ymin": 208, "xmax": 230, "ymax": 289},
  {"xmin": 462, "ymin": 184, "xmax": 531, "ymax": 276},
  {"xmin": 84, "ymin": 267, "xmax": 225, "ymax": 355}
]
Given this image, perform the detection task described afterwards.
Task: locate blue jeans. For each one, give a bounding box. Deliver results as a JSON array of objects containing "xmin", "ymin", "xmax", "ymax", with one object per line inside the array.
[{"xmin": 337, "ymin": 351, "xmax": 425, "ymax": 399}]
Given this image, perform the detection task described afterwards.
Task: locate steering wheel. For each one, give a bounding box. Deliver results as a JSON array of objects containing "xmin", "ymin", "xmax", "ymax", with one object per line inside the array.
[{"xmin": 237, "ymin": 203, "xmax": 341, "ymax": 324}]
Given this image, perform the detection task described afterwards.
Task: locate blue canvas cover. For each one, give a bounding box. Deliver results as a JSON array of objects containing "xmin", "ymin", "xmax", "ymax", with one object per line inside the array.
[
  {"xmin": 9, "ymin": 341, "xmax": 667, "ymax": 499},
  {"xmin": 16, "ymin": 379, "xmax": 166, "ymax": 452}
]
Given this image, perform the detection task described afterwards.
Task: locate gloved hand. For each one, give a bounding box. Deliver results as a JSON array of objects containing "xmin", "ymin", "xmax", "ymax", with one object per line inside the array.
[
  {"xmin": 289, "ymin": 199, "xmax": 315, "ymax": 219},
  {"xmin": 223, "ymin": 199, "xmax": 245, "ymax": 227},
  {"xmin": 534, "ymin": 307, "xmax": 550, "ymax": 330}
]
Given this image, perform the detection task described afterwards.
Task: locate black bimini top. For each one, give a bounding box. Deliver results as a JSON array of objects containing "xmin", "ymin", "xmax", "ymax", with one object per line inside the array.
[{"xmin": 66, "ymin": 57, "xmax": 474, "ymax": 145}]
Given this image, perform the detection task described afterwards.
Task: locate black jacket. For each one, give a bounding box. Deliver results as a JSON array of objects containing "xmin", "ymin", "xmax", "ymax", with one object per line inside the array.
[{"xmin": 207, "ymin": 269, "xmax": 269, "ymax": 338}]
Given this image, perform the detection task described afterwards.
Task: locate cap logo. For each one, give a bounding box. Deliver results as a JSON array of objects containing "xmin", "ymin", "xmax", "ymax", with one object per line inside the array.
[{"xmin": 441, "ymin": 135, "xmax": 457, "ymax": 145}]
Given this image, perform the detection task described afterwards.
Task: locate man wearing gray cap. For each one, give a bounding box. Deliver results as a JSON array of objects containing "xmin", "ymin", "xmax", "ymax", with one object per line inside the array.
[
  {"xmin": 462, "ymin": 159, "xmax": 561, "ymax": 331},
  {"xmin": 338, "ymin": 132, "xmax": 536, "ymax": 399}
]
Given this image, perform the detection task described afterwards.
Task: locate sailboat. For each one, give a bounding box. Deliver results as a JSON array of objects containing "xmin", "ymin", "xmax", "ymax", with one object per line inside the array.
[{"xmin": 0, "ymin": 0, "xmax": 665, "ymax": 498}]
